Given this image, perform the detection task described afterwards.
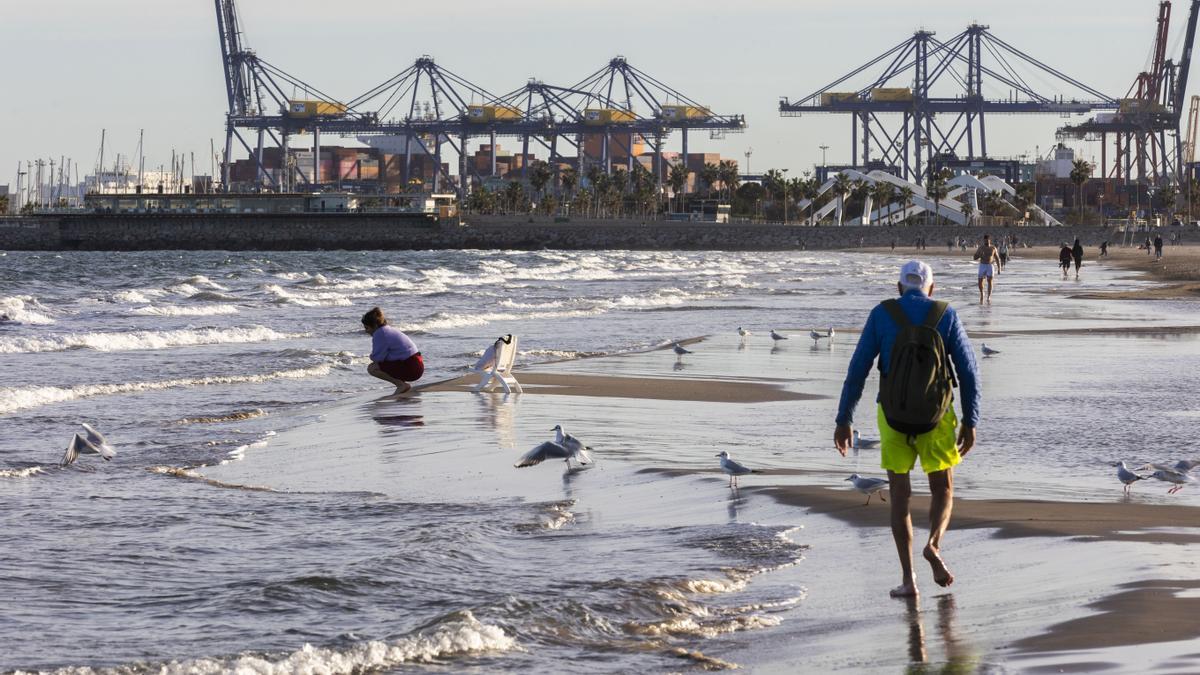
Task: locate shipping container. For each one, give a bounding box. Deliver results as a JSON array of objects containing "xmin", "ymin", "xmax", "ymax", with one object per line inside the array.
[
  {"xmin": 659, "ymin": 104, "xmax": 711, "ymax": 121},
  {"xmin": 584, "ymin": 108, "xmax": 637, "ymax": 125},
  {"xmin": 285, "ymin": 100, "xmax": 348, "ymax": 118},
  {"xmin": 820, "ymin": 92, "xmax": 861, "ymax": 105},
  {"xmin": 467, "ymin": 105, "xmax": 523, "ymax": 123},
  {"xmin": 870, "ymin": 88, "xmax": 913, "ymax": 102}
]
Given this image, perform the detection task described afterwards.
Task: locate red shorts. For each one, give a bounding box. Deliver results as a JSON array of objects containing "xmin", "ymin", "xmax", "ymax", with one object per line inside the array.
[{"xmin": 379, "ymin": 353, "xmax": 424, "ymax": 382}]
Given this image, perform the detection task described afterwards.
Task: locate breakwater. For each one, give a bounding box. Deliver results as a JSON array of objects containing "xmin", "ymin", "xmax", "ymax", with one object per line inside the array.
[{"xmin": 0, "ymin": 213, "xmax": 1149, "ymax": 251}]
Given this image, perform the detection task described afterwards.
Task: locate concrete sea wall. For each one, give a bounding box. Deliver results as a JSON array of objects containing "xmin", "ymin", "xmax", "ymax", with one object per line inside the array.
[{"xmin": 0, "ymin": 213, "xmax": 1156, "ymax": 252}]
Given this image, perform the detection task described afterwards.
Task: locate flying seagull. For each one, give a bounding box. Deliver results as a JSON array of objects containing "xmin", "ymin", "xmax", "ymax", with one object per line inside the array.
[
  {"xmin": 845, "ymin": 473, "xmax": 890, "ymax": 505},
  {"xmin": 716, "ymin": 450, "xmax": 755, "ymax": 488},
  {"xmin": 1149, "ymin": 469, "xmax": 1196, "ymax": 494},
  {"xmin": 515, "ymin": 426, "xmax": 593, "ymax": 469},
  {"xmin": 61, "ymin": 423, "xmax": 116, "ymax": 467}
]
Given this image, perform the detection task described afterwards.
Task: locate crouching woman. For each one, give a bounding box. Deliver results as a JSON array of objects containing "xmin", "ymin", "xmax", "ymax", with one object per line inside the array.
[{"xmin": 362, "ymin": 307, "xmax": 424, "ymax": 395}]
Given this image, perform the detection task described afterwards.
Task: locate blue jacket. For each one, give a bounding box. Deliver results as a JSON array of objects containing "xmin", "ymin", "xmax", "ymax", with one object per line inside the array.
[{"xmin": 835, "ymin": 289, "xmax": 980, "ymax": 428}]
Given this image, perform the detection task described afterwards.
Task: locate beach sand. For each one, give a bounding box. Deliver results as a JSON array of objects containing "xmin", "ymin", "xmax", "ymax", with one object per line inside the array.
[{"xmin": 184, "ymin": 249, "xmax": 1200, "ymax": 672}]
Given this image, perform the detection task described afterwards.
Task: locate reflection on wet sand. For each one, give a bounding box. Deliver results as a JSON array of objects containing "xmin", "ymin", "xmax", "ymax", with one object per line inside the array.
[
  {"xmin": 476, "ymin": 392, "xmax": 519, "ymax": 450},
  {"xmin": 904, "ymin": 594, "xmax": 977, "ymax": 673}
]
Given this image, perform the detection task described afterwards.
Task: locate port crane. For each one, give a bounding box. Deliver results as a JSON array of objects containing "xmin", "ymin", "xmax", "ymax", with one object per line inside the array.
[
  {"xmin": 780, "ymin": 24, "xmax": 1118, "ymax": 183},
  {"xmin": 214, "ymin": 0, "xmax": 745, "ymax": 198},
  {"xmin": 1058, "ymin": 0, "xmax": 1200, "ymax": 183}
]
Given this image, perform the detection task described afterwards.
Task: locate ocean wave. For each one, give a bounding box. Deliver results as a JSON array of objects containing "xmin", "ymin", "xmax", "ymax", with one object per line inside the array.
[
  {"xmin": 0, "ymin": 466, "xmax": 46, "ymax": 479},
  {"xmin": 176, "ymin": 408, "xmax": 267, "ymax": 424},
  {"xmin": 626, "ymin": 613, "xmax": 782, "ymax": 638},
  {"xmin": 0, "ymin": 296, "xmax": 55, "ymax": 325},
  {"xmin": 0, "ymin": 364, "xmax": 335, "ymax": 415},
  {"xmin": 264, "ymin": 284, "xmax": 353, "ymax": 307},
  {"xmin": 130, "ymin": 304, "xmax": 240, "ymax": 317},
  {"xmin": 187, "ymin": 291, "xmax": 241, "ymax": 303},
  {"xmin": 403, "ymin": 308, "xmax": 603, "ymax": 333},
  {"xmin": 0, "ymin": 325, "xmax": 299, "ymax": 354},
  {"xmin": 45, "ymin": 610, "xmax": 514, "ymax": 674},
  {"xmin": 113, "ymin": 289, "xmax": 162, "ymax": 304}
]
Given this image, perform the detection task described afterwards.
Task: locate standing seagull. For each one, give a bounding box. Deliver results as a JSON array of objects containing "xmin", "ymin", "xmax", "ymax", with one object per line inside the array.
[
  {"xmin": 737, "ymin": 327, "xmax": 752, "ymax": 337},
  {"xmin": 716, "ymin": 450, "xmax": 755, "ymax": 488},
  {"xmin": 845, "ymin": 474, "xmax": 890, "ymax": 505},
  {"xmin": 1112, "ymin": 461, "xmax": 1147, "ymax": 495},
  {"xmin": 769, "ymin": 330, "xmax": 788, "ymax": 341},
  {"xmin": 673, "ymin": 342, "xmax": 693, "ymax": 356},
  {"xmin": 810, "ymin": 327, "xmax": 835, "ymax": 343},
  {"xmin": 61, "ymin": 423, "xmax": 116, "ymax": 467},
  {"xmin": 981, "ymin": 344, "xmax": 1001, "ymax": 357},
  {"xmin": 1149, "ymin": 469, "xmax": 1196, "ymax": 494}
]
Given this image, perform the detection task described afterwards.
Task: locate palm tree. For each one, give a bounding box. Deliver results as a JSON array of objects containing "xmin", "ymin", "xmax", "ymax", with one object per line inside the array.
[
  {"xmin": 851, "ymin": 179, "xmax": 871, "ymax": 225},
  {"xmin": 1153, "ymin": 183, "xmax": 1178, "ymax": 222},
  {"xmin": 898, "ymin": 186, "xmax": 915, "ymax": 224},
  {"xmin": 832, "ymin": 173, "xmax": 853, "ymax": 226},
  {"xmin": 925, "ymin": 170, "xmax": 950, "ymax": 226},
  {"xmin": 872, "ymin": 181, "xmax": 897, "ymax": 225},
  {"xmin": 529, "ymin": 162, "xmax": 552, "ymax": 201},
  {"xmin": 560, "ymin": 167, "xmax": 578, "ymax": 199},
  {"xmin": 801, "ymin": 175, "xmax": 820, "ymax": 225},
  {"xmin": 1069, "ymin": 159, "xmax": 1092, "ymax": 223},
  {"xmin": 718, "ymin": 160, "xmax": 740, "ymax": 201},
  {"xmin": 611, "ymin": 168, "xmax": 629, "ymax": 217},
  {"xmin": 668, "ymin": 162, "xmax": 690, "ymax": 213},
  {"xmin": 701, "ymin": 162, "xmax": 720, "ymax": 198},
  {"xmin": 787, "ymin": 177, "xmax": 806, "ymax": 224}
]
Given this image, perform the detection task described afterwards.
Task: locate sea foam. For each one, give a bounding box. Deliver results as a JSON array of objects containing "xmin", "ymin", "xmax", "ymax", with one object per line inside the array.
[
  {"xmin": 0, "ymin": 364, "xmax": 334, "ymax": 415},
  {"xmin": 0, "ymin": 296, "xmax": 55, "ymax": 325},
  {"xmin": 0, "ymin": 325, "xmax": 298, "ymax": 354}
]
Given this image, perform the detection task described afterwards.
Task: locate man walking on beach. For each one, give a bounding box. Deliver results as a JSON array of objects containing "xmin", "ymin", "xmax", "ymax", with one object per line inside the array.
[
  {"xmin": 834, "ymin": 261, "xmax": 980, "ymax": 598},
  {"xmin": 972, "ymin": 235, "xmax": 1000, "ymax": 303}
]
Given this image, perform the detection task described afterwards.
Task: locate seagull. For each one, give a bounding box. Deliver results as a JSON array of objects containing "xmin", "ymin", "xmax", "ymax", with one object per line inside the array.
[
  {"xmin": 515, "ymin": 438, "xmax": 592, "ymax": 469},
  {"xmin": 982, "ymin": 344, "xmax": 1001, "ymax": 357},
  {"xmin": 552, "ymin": 424, "xmax": 593, "ymax": 464},
  {"xmin": 673, "ymin": 342, "xmax": 693, "ymax": 356},
  {"xmin": 852, "ymin": 430, "xmax": 879, "ymax": 450},
  {"xmin": 1112, "ymin": 461, "xmax": 1147, "ymax": 495},
  {"xmin": 737, "ymin": 327, "xmax": 751, "ymax": 337},
  {"xmin": 61, "ymin": 423, "xmax": 116, "ymax": 467},
  {"xmin": 1174, "ymin": 459, "xmax": 1200, "ymax": 473},
  {"xmin": 1149, "ymin": 469, "xmax": 1196, "ymax": 494},
  {"xmin": 845, "ymin": 473, "xmax": 890, "ymax": 505},
  {"xmin": 770, "ymin": 330, "xmax": 788, "ymax": 341},
  {"xmin": 810, "ymin": 327, "xmax": 835, "ymax": 343},
  {"xmin": 716, "ymin": 450, "xmax": 755, "ymax": 488}
]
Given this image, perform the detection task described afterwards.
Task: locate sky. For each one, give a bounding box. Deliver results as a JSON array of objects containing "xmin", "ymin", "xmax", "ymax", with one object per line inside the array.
[{"xmin": 0, "ymin": 0, "xmax": 1190, "ymax": 187}]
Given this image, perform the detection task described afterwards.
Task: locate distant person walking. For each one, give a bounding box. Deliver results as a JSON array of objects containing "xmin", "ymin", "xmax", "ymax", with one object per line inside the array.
[
  {"xmin": 998, "ymin": 240, "xmax": 1010, "ymax": 272},
  {"xmin": 1145, "ymin": 237, "xmax": 1153, "ymax": 256},
  {"xmin": 1100, "ymin": 240, "xmax": 1109, "ymax": 258},
  {"xmin": 834, "ymin": 260, "xmax": 980, "ymax": 598},
  {"xmin": 972, "ymin": 234, "xmax": 1000, "ymax": 304},
  {"xmin": 1058, "ymin": 242, "xmax": 1073, "ymax": 278},
  {"xmin": 1071, "ymin": 238, "xmax": 1084, "ymax": 278},
  {"xmin": 1154, "ymin": 233, "xmax": 1164, "ymax": 261},
  {"xmin": 362, "ymin": 307, "xmax": 424, "ymax": 396}
]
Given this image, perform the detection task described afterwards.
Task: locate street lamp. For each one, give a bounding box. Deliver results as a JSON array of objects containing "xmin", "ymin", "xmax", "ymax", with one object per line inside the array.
[{"xmin": 819, "ymin": 144, "xmax": 830, "ymax": 168}]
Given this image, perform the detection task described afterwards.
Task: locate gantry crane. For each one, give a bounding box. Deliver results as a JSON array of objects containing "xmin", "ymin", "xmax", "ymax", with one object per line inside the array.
[
  {"xmin": 1058, "ymin": 0, "xmax": 1200, "ymax": 183},
  {"xmin": 780, "ymin": 24, "xmax": 1118, "ymax": 183}
]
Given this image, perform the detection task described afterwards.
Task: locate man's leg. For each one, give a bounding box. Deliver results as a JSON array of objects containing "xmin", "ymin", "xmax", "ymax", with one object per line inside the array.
[
  {"xmin": 976, "ymin": 275, "xmax": 984, "ymax": 303},
  {"xmin": 923, "ymin": 468, "xmax": 955, "ymax": 588},
  {"xmin": 985, "ymin": 275, "xmax": 993, "ymax": 302},
  {"xmin": 887, "ymin": 470, "xmax": 918, "ymax": 597}
]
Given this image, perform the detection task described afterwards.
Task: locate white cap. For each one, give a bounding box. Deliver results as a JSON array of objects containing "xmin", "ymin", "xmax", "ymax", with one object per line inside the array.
[{"xmin": 899, "ymin": 260, "xmax": 933, "ymax": 291}]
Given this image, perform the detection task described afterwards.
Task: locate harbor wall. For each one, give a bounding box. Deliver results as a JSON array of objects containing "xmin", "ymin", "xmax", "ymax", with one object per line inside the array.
[{"xmin": 0, "ymin": 213, "xmax": 1161, "ymax": 252}]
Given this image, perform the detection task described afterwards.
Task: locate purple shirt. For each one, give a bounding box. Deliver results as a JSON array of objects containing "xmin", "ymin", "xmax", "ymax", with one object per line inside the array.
[{"xmin": 370, "ymin": 325, "xmax": 418, "ymax": 362}]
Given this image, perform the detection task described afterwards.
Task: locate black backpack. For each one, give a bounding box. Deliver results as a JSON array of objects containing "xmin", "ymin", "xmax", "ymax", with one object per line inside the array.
[{"xmin": 878, "ymin": 299, "xmax": 956, "ymax": 437}]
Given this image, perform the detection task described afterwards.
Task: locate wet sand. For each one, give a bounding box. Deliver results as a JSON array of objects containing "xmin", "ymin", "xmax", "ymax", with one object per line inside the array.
[{"xmin": 424, "ymin": 372, "xmax": 821, "ymax": 403}]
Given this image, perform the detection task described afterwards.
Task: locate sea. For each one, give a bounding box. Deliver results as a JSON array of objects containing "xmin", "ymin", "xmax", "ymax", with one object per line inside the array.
[{"xmin": 3, "ymin": 247, "xmax": 1200, "ymax": 673}]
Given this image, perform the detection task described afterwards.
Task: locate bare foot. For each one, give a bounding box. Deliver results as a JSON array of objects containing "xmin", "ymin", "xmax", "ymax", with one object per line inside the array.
[
  {"xmin": 923, "ymin": 545, "xmax": 954, "ymax": 587},
  {"xmin": 890, "ymin": 581, "xmax": 919, "ymax": 598},
  {"xmin": 391, "ymin": 384, "xmax": 413, "ymax": 398}
]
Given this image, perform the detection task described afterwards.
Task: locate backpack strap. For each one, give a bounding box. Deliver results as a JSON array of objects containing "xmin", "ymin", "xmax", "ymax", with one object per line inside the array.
[
  {"xmin": 881, "ymin": 299, "xmax": 910, "ymax": 328},
  {"xmin": 923, "ymin": 301, "xmax": 949, "ymax": 329}
]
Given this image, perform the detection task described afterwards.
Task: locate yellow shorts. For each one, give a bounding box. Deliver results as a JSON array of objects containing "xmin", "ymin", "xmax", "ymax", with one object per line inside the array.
[{"xmin": 877, "ymin": 404, "xmax": 961, "ymax": 475}]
